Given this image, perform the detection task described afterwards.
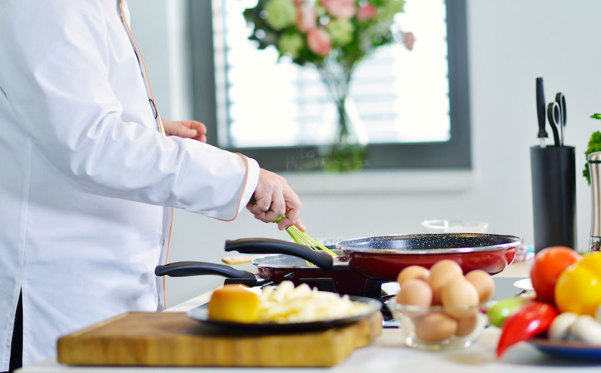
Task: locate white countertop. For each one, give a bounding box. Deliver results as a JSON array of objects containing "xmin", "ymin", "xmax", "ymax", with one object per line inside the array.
[
  {"xmin": 21, "ymin": 261, "xmax": 601, "ymax": 372},
  {"xmin": 22, "ymin": 328, "xmax": 601, "ymax": 373}
]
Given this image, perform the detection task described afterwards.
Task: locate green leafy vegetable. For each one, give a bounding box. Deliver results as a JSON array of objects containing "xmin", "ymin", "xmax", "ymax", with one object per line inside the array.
[{"xmin": 584, "ymin": 114, "xmax": 601, "ymax": 184}]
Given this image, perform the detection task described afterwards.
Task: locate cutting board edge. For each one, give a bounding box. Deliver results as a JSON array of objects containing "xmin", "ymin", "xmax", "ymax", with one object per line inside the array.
[{"xmin": 57, "ymin": 311, "xmax": 382, "ymax": 367}]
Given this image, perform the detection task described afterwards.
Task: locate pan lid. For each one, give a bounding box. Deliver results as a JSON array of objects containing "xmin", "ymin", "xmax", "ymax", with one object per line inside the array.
[{"xmin": 337, "ymin": 233, "xmax": 523, "ymax": 255}]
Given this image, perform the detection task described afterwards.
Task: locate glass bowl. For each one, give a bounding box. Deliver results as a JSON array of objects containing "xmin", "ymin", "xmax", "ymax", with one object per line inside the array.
[
  {"xmin": 422, "ymin": 219, "xmax": 489, "ymax": 233},
  {"xmin": 387, "ymin": 300, "xmax": 488, "ymax": 350}
]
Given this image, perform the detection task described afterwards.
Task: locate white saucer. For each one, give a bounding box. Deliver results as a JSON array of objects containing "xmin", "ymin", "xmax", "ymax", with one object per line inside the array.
[{"xmin": 513, "ymin": 278, "xmax": 533, "ymax": 291}]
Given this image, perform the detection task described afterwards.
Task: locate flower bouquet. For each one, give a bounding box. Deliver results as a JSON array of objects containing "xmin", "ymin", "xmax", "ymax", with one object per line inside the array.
[{"xmin": 243, "ymin": 0, "xmax": 414, "ymax": 172}]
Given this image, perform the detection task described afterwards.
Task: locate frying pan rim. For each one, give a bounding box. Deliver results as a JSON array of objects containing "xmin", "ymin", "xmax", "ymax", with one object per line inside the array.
[{"xmin": 337, "ymin": 233, "xmax": 523, "ymax": 255}]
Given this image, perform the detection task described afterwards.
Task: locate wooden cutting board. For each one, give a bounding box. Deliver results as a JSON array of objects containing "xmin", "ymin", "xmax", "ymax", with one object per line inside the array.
[{"xmin": 57, "ymin": 311, "xmax": 382, "ymax": 367}]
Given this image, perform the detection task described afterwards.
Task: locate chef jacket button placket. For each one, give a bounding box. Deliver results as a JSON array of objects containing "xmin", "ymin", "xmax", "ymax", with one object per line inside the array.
[{"xmin": 149, "ymin": 98, "xmax": 158, "ymax": 119}]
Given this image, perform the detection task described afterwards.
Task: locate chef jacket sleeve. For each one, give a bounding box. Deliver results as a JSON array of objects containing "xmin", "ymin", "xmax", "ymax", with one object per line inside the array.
[{"xmin": 0, "ymin": 0, "xmax": 259, "ymax": 221}]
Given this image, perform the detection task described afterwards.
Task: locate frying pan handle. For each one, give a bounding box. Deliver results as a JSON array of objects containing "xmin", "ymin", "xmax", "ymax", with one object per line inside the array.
[
  {"xmin": 154, "ymin": 261, "xmax": 256, "ymax": 279},
  {"xmin": 225, "ymin": 238, "xmax": 334, "ymax": 270}
]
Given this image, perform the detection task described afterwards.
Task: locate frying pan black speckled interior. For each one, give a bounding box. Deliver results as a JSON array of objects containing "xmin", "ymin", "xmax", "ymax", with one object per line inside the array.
[{"xmin": 337, "ymin": 233, "xmax": 522, "ymax": 254}]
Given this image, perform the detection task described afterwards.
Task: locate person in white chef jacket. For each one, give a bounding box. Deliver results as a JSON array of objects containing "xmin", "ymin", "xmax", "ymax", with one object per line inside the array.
[{"xmin": 0, "ymin": 1, "xmax": 305, "ymax": 371}]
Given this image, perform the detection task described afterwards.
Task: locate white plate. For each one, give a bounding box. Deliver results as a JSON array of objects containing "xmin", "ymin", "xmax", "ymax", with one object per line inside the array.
[
  {"xmin": 513, "ymin": 278, "xmax": 533, "ymax": 291},
  {"xmin": 187, "ymin": 296, "xmax": 382, "ymax": 332}
]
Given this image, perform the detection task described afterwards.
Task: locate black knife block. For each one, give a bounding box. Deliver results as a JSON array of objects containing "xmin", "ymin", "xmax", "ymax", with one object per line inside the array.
[{"xmin": 530, "ymin": 146, "xmax": 576, "ymax": 253}]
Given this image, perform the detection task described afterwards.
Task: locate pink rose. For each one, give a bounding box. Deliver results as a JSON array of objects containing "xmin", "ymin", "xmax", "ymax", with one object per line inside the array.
[
  {"xmin": 321, "ymin": 0, "xmax": 355, "ymax": 19},
  {"xmin": 296, "ymin": 4, "xmax": 317, "ymax": 32},
  {"xmin": 403, "ymin": 31, "xmax": 415, "ymax": 51},
  {"xmin": 307, "ymin": 28, "xmax": 332, "ymax": 56},
  {"xmin": 357, "ymin": 3, "xmax": 377, "ymax": 21},
  {"xmin": 293, "ymin": 0, "xmax": 305, "ymax": 4}
]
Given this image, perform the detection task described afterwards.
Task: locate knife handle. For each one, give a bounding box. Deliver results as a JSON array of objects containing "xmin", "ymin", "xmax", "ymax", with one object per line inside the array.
[
  {"xmin": 154, "ymin": 261, "xmax": 256, "ymax": 279},
  {"xmin": 555, "ymin": 92, "xmax": 567, "ymax": 146},
  {"xmin": 547, "ymin": 102, "xmax": 561, "ymax": 147},
  {"xmin": 536, "ymin": 77, "xmax": 548, "ymax": 140},
  {"xmin": 225, "ymin": 238, "xmax": 334, "ymax": 270}
]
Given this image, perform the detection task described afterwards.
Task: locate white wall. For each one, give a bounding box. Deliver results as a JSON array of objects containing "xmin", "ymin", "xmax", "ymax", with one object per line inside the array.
[{"xmin": 128, "ymin": 0, "xmax": 601, "ymax": 307}]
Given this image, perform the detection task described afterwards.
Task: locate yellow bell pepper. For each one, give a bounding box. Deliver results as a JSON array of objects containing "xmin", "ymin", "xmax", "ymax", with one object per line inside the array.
[
  {"xmin": 579, "ymin": 252, "xmax": 601, "ymax": 274},
  {"xmin": 555, "ymin": 253, "xmax": 601, "ymax": 316}
]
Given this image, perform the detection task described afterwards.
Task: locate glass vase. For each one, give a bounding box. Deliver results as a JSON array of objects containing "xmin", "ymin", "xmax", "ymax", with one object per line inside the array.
[{"xmin": 323, "ymin": 96, "xmax": 368, "ymax": 172}]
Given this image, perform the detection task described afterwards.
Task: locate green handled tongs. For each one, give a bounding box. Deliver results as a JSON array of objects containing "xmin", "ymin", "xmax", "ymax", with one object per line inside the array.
[{"xmin": 275, "ymin": 216, "xmax": 337, "ymax": 257}]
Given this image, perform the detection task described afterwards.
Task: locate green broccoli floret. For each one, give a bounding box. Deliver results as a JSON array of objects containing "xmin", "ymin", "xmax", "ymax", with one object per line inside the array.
[{"xmin": 584, "ymin": 115, "xmax": 601, "ymax": 184}]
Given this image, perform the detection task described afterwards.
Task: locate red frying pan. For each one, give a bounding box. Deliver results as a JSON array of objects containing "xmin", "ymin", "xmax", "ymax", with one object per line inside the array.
[
  {"xmin": 155, "ymin": 239, "xmax": 366, "ymax": 294},
  {"xmin": 336, "ymin": 233, "xmax": 522, "ymax": 280},
  {"xmin": 157, "ymin": 234, "xmax": 521, "ymax": 295},
  {"xmin": 225, "ymin": 233, "xmax": 521, "ymax": 289}
]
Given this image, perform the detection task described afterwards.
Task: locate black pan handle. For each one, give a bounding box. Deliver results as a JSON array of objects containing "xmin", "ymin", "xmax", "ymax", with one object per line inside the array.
[
  {"xmin": 154, "ymin": 261, "xmax": 256, "ymax": 279},
  {"xmin": 225, "ymin": 238, "xmax": 334, "ymax": 270}
]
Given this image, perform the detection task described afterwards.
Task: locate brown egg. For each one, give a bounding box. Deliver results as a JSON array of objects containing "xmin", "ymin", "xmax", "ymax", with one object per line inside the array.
[
  {"xmin": 397, "ymin": 265, "xmax": 430, "ymax": 286},
  {"xmin": 440, "ymin": 277, "xmax": 479, "ymax": 318},
  {"xmin": 415, "ymin": 312, "xmax": 458, "ymax": 342},
  {"xmin": 455, "ymin": 313, "xmax": 480, "ymax": 337},
  {"xmin": 396, "ymin": 278, "xmax": 433, "ymax": 307},
  {"xmin": 427, "ymin": 260, "xmax": 463, "ymax": 304},
  {"xmin": 465, "ymin": 270, "xmax": 495, "ymax": 303}
]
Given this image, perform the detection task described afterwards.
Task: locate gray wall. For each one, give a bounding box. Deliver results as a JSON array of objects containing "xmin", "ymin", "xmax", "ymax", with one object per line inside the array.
[{"xmin": 128, "ymin": 0, "xmax": 601, "ymax": 307}]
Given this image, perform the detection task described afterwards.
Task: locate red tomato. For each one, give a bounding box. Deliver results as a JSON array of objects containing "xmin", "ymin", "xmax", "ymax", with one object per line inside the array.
[{"xmin": 529, "ymin": 246, "xmax": 581, "ymax": 302}]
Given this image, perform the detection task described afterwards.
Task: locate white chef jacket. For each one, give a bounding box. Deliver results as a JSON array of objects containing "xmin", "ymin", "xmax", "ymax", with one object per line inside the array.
[{"xmin": 0, "ymin": 0, "xmax": 260, "ymax": 368}]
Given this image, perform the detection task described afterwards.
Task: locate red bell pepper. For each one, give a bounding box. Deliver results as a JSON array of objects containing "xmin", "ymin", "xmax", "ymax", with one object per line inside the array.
[{"xmin": 496, "ymin": 301, "xmax": 558, "ymax": 357}]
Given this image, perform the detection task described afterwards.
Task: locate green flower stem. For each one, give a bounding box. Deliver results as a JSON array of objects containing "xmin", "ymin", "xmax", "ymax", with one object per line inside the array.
[{"xmin": 315, "ymin": 56, "xmax": 356, "ymax": 145}]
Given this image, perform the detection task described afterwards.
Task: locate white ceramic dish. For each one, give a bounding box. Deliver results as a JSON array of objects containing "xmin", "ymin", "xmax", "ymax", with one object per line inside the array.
[{"xmin": 422, "ymin": 219, "xmax": 489, "ymax": 233}]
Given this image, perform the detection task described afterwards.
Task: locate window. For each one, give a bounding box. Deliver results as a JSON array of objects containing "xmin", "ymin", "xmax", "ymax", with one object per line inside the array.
[{"xmin": 189, "ymin": 0, "xmax": 470, "ymax": 171}]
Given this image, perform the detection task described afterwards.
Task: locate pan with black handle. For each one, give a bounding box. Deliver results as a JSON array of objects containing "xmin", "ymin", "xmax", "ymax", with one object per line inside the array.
[
  {"xmin": 226, "ymin": 234, "xmax": 522, "ymax": 281},
  {"xmin": 223, "ymin": 238, "xmax": 371, "ymax": 295}
]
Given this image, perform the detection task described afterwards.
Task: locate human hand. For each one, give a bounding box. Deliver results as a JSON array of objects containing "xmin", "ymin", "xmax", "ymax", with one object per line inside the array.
[
  {"xmin": 247, "ymin": 169, "xmax": 304, "ymax": 231},
  {"xmin": 162, "ymin": 119, "xmax": 207, "ymax": 142}
]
